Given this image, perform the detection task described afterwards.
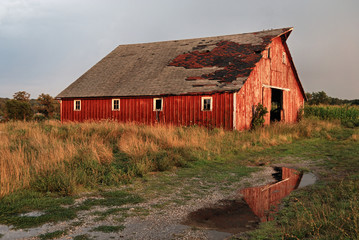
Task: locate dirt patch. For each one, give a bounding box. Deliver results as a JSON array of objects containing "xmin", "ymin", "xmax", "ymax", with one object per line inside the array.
[{"xmin": 183, "ymin": 199, "xmax": 259, "ymax": 234}]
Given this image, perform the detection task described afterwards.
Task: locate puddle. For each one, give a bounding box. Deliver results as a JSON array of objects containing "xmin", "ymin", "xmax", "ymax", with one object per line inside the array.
[
  {"xmin": 183, "ymin": 199, "xmax": 259, "ymax": 234},
  {"xmin": 184, "ymin": 167, "xmax": 317, "ymax": 235},
  {"xmin": 298, "ymin": 172, "xmax": 317, "ymax": 188},
  {"xmin": 19, "ymin": 211, "xmax": 45, "ymax": 217},
  {"xmin": 240, "ymin": 167, "xmax": 317, "ymax": 221}
]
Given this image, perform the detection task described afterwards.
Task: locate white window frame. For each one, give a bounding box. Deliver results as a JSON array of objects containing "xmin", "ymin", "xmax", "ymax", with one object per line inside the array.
[
  {"xmin": 201, "ymin": 96, "xmax": 213, "ymax": 111},
  {"xmin": 74, "ymin": 100, "xmax": 81, "ymax": 111},
  {"xmin": 112, "ymin": 99, "xmax": 120, "ymax": 111},
  {"xmin": 153, "ymin": 98, "xmax": 163, "ymax": 111}
]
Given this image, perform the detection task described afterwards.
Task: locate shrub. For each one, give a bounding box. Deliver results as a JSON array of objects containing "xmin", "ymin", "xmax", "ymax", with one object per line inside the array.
[
  {"xmin": 32, "ymin": 169, "xmax": 76, "ymax": 196},
  {"xmin": 251, "ymin": 104, "xmax": 268, "ymax": 130},
  {"xmin": 5, "ymin": 99, "xmax": 33, "ymax": 121}
]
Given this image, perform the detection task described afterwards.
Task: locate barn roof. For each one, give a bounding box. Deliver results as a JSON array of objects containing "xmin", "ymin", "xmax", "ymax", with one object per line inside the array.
[{"xmin": 57, "ymin": 27, "xmax": 293, "ymax": 98}]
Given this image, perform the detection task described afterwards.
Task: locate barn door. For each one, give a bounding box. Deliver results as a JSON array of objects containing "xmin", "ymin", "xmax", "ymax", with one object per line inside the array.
[
  {"xmin": 262, "ymin": 87, "xmax": 271, "ymax": 125},
  {"xmin": 270, "ymin": 88, "xmax": 283, "ymax": 122}
]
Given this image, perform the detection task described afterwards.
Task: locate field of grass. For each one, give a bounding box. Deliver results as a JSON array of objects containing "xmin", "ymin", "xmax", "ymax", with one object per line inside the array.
[
  {"xmin": 0, "ymin": 118, "xmax": 333, "ymax": 197},
  {"xmin": 0, "ymin": 115, "xmax": 358, "ymax": 239}
]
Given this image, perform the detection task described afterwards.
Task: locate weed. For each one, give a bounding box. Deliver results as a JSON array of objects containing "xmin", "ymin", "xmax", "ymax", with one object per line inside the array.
[
  {"xmin": 91, "ymin": 225, "xmax": 125, "ymax": 233},
  {"xmin": 73, "ymin": 234, "xmax": 92, "ymax": 240},
  {"xmin": 0, "ymin": 190, "xmax": 141, "ymax": 229},
  {"xmin": 251, "ymin": 104, "xmax": 268, "ymax": 130},
  {"xmin": 70, "ymin": 221, "xmax": 84, "ymax": 227},
  {"xmin": 275, "ymin": 179, "xmax": 359, "ymax": 239},
  {"xmin": 39, "ymin": 230, "xmax": 67, "ymax": 240},
  {"xmin": 92, "ymin": 207, "xmax": 127, "ymax": 221},
  {"xmin": 0, "ymin": 190, "xmax": 75, "ymax": 228}
]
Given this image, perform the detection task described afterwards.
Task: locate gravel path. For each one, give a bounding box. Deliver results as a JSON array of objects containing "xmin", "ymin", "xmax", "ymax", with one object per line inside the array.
[{"xmin": 0, "ymin": 167, "xmax": 280, "ymax": 240}]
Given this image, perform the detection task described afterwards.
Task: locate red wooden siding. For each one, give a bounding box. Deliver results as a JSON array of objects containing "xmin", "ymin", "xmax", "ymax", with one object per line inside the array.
[
  {"xmin": 61, "ymin": 92, "xmax": 234, "ymax": 130},
  {"xmin": 235, "ymin": 36, "xmax": 305, "ymax": 130},
  {"xmin": 240, "ymin": 167, "xmax": 302, "ymax": 221}
]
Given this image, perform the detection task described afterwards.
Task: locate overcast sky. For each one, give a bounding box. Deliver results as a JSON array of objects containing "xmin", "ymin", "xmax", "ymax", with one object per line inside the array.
[{"xmin": 1, "ymin": 0, "xmax": 358, "ymax": 99}]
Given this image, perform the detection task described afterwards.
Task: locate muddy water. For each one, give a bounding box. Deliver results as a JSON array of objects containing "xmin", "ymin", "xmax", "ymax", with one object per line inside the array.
[
  {"xmin": 184, "ymin": 167, "xmax": 317, "ymax": 234},
  {"xmin": 183, "ymin": 199, "xmax": 260, "ymax": 234}
]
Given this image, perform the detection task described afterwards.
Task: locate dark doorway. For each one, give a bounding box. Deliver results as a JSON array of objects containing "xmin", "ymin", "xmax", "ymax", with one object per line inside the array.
[{"xmin": 270, "ymin": 88, "xmax": 283, "ymax": 122}]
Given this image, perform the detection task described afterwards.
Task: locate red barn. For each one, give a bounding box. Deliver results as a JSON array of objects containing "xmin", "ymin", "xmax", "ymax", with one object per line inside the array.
[{"xmin": 57, "ymin": 27, "xmax": 305, "ymax": 130}]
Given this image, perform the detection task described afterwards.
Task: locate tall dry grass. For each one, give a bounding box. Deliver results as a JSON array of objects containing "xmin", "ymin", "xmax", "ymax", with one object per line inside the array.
[{"xmin": 0, "ymin": 118, "xmax": 339, "ymax": 197}]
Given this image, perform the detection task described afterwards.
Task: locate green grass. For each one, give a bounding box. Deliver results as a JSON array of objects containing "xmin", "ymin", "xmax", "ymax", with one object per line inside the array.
[
  {"xmin": 39, "ymin": 230, "xmax": 67, "ymax": 240},
  {"xmin": 73, "ymin": 234, "xmax": 92, "ymax": 240},
  {"xmin": 238, "ymin": 125, "xmax": 359, "ymax": 239},
  {"xmin": 92, "ymin": 207, "xmax": 127, "ymax": 221},
  {"xmin": 137, "ymin": 159, "xmax": 256, "ymax": 205},
  {"xmin": 0, "ymin": 190, "xmax": 142, "ymax": 229},
  {"xmin": 91, "ymin": 225, "xmax": 125, "ymax": 233},
  {"xmin": 0, "ymin": 191, "xmax": 76, "ymax": 229},
  {"xmin": 70, "ymin": 221, "xmax": 84, "ymax": 227}
]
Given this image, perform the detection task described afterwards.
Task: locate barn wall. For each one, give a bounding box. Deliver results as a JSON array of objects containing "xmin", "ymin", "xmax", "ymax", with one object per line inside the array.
[
  {"xmin": 235, "ymin": 36, "xmax": 304, "ymax": 130},
  {"xmin": 61, "ymin": 92, "xmax": 233, "ymax": 130}
]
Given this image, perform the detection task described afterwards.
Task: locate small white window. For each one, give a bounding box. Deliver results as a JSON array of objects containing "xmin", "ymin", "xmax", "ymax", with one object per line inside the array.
[
  {"xmin": 74, "ymin": 100, "xmax": 81, "ymax": 111},
  {"xmin": 153, "ymin": 98, "xmax": 163, "ymax": 111},
  {"xmin": 112, "ymin": 99, "xmax": 120, "ymax": 111},
  {"xmin": 201, "ymin": 97, "xmax": 212, "ymax": 111},
  {"xmin": 282, "ymin": 52, "xmax": 286, "ymax": 64}
]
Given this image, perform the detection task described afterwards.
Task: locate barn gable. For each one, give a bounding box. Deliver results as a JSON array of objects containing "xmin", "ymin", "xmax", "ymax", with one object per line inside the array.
[{"xmin": 57, "ymin": 28, "xmax": 294, "ymax": 98}]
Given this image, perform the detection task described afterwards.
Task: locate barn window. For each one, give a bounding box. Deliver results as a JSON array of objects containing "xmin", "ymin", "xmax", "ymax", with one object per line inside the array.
[
  {"xmin": 267, "ymin": 47, "xmax": 271, "ymax": 59},
  {"xmin": 201, "ymin": 97, "xmax": 212, "ymax": 111},
  {"xmin": 74, "ymin": 100, "xmax": 81, "ymax": 111},
  {"xmin": 153, "ymin": 98, "xmax": 163, "ymax": 111},
  {"xmin": 112, "ymin": 99, "xmax": 120, "ymax": 111},
  {"xmin": 282, "ymin": 52, "xmax": 286, "ymax": 64}
]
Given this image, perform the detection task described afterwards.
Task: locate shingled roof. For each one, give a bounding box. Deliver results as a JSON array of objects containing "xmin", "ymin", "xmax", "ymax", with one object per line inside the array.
[{"xmin": 57, "ymin": 27, "xmax": 293, "ymax": 98}]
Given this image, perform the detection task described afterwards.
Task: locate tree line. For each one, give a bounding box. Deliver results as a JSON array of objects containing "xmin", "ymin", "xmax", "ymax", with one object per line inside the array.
[
  {"xmin": 306, "ymin": 91, "xmax": 359, "ymax": 106},
  {"xmin": 0, "ymin": 91, "xmax": 60, "ymax": 121}
]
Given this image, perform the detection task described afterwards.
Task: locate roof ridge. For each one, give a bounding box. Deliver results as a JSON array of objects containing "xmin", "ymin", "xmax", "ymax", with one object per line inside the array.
[{"xmin": 114, "ymin": 27, "xmax": 293, "ymax": 47}]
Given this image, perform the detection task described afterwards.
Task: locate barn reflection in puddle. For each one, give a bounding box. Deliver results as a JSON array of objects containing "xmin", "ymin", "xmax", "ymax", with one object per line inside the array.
[
  {"xmin": 240, "ymin": 167, "xmax": 302, "ymax": 221},
  {"xmin": 183, "ymin": 167, "xmax": 316, "ymax": 235}
]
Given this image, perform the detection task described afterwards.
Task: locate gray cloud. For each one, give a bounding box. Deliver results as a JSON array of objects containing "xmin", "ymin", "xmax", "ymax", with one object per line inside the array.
[{"xmin": 0, "ymin": 0, "xmax": 358, "ymax": 99}]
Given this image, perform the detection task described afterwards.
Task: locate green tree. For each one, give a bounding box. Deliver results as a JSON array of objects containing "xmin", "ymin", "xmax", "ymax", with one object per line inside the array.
[
  {"xmin": 13, "ymin": 91, "xmax": 30, "ymax": 102},
  {"xmin": 5, "ymin": 99, "xmax": 33, "ymax": 120},
  {"xmin": 306, "ymin": 91, "xmax": 330, "ymax": 105},
  {"xmin": 37, "ymin": 93, "xmax": 57, "ymax": 118},
  {"xmin": 0, "ymin": 98, "xmax": 7, "ymax": 117}
]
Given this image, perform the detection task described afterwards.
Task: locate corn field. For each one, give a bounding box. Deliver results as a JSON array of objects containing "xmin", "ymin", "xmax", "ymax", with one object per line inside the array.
[{"xmin": 304, "ymin": 105, "xmax": 359, "ymax": 122}]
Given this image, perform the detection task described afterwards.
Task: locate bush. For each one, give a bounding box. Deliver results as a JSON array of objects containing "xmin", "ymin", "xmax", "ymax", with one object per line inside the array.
[
  {"xmin": 32, "ymin": 169, "xmax": 76, "ymax": 196},
  {"xmin": 251, "ymin": 104, "xmax": 268, "ymax": 130},
  {"xmin": 5, "ymin": 100, "xmax": 33, "ymax": 121}
]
